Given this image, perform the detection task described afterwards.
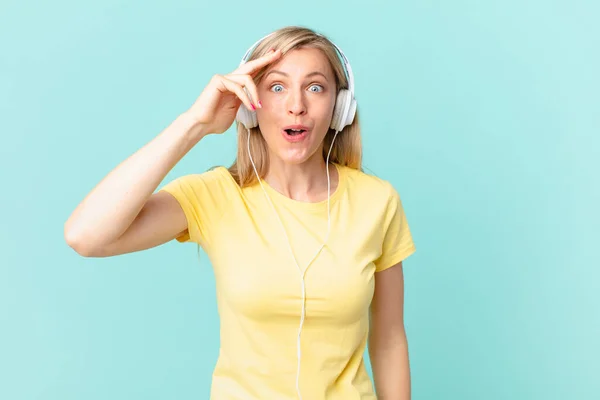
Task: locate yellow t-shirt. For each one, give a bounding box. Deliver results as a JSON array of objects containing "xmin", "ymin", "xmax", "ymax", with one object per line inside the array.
[{"xmin": 159, "ymin": 163, "xmax": 416, "ymax": 399}]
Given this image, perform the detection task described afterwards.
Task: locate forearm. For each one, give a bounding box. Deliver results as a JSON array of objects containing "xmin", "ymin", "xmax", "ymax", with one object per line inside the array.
[
  {"xmin": 369, "ymin": 330, "xmax": 411, "ymax": 400},
  {"xmin": 64, "ymin": 112, "xmax": 206, "ymax": 251}
]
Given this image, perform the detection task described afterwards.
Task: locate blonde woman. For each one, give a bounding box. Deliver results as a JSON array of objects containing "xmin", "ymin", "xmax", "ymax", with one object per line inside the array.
[{"xmin": 65, "ymin": 25, "xmax": 416, "ymax": 400}]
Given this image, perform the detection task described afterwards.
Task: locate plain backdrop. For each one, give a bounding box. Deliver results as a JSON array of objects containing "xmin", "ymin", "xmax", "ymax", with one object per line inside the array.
[{"xmin": 1, "ymin": 0, "xmax": 598, "ymax": 399}]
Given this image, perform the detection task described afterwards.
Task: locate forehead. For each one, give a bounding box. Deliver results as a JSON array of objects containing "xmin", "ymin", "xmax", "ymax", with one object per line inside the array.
[{"xmin": 264, "ymin": 46, "xmax": 334, "ymax": 79}]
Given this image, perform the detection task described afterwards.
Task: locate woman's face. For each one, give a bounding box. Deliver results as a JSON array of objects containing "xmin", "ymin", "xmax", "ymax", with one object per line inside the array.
[{"xmin": 255, "ymin": 47, "xmax": 337, "ymax": 165}]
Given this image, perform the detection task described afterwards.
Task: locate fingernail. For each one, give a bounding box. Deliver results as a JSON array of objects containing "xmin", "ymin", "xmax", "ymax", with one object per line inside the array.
[
  {"xmin": 251, "ymin": 103, "xmax": 256, "ymax": 110},
  {"xmin": 258, "ymin": 100, "xmax": 263, "ymax": 108}
]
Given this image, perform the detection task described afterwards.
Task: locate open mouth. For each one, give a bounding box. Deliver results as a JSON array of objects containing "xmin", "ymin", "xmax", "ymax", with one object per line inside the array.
[
  {"xmin": 284, "ymin": 128, "xmax": 307, "ymax": 136},
  {"xmin": 281, "ymin": 127, "xmax": 310, "ymax": 142}
]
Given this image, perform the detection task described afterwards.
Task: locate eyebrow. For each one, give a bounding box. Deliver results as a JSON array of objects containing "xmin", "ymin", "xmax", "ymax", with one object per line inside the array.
[{"xmin": 265, "ymin": 70, "xmax": 329, "ymax": 81}]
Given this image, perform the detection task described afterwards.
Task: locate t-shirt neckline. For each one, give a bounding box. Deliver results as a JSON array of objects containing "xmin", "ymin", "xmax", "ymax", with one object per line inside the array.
[{"xmin": 261, "ymin": 162, "xmax": 346, "ymax": 212}]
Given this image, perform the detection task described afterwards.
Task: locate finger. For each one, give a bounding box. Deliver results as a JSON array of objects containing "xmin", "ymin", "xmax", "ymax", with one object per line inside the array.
[
  {"xmin": 217, "ymin": 75, "xmax": 255, "ymax": 111},
  {"xmin": 235, "ymin": 48, "xmax": 281, "ymax": 76},
  {"xmin": 225, "ymin": 74, "xmax": 260, "ymax": 108}
]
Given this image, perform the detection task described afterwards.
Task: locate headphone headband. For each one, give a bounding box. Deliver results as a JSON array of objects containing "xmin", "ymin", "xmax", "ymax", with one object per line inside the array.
[{"xmin": 239, "ymin": 32, "xmax": 354, "ymax": 95}]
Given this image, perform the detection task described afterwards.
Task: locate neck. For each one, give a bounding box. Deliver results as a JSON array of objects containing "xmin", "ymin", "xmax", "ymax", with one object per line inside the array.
[{"xmin": 264, "ymin": 152, "xmax": 338, "ymax": 203}]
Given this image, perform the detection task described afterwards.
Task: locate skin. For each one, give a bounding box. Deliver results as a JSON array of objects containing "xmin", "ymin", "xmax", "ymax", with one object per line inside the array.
[
  {"xmin": 251, "ymin": 47, "xmax": 411, "ymax": 399},
  {"xmin": 64, "ymin": 38, "xmax": 411, "ymax": 399},
  {"xmin": 370, "ymin": 261, "xmax": 411, "ymax": 400},
  {"xmin": 254, "ymin": 47, "xmax": 339, "ymax": 203}
]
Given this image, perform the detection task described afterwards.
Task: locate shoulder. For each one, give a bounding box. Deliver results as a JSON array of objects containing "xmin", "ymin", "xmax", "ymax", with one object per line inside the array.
[
  {"xmin": 163, "ymin": 166, "xmax": 235, "ymax": 188},
  {"xmin": 159, "ymin": 166, "xmax": 240, "ymax": 202},
  {"xmin": 341, "ymin": 165, "xmax": 399, "ymax": 201},
  {"xmin": 156, "ymin": 166, "xmax": 239, "ymax": 246}
]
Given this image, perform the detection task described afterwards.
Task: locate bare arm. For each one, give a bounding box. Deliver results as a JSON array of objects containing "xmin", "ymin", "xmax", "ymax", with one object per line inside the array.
[
  {"xmin": 64, "ymin": 49, "xmax": 283, "ymax": 258},
  {"xmin": 64, "ymin": 113, "xmax": 207, "ymax": 257},
  {"xmin": 369, "ymin": 261, "xmax": 411, "ymax": 400}
]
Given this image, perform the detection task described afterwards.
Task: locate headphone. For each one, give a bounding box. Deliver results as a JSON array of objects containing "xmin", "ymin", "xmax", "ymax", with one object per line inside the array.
[
  {"xmin": 235, "ymin": 32, "xmax": 357, "ymax": 132},
  {"xmin": 234, "ymin": 31, "xmax": 357, "ymax": 400}
]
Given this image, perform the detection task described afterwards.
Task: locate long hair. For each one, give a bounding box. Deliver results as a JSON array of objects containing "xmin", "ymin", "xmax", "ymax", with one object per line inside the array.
[{"xmin": 227, "ymin": 26, "xmax": 363, "ymax": 187}]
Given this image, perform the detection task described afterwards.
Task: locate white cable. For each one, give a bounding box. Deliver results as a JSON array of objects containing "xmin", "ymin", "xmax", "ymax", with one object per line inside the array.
[{"xmin": 246, "ymin": 128, "xmax": 339, "ymax": 400}]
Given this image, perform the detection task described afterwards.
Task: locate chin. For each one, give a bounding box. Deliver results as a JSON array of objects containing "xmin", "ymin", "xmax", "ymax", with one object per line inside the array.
[
  {"xmin": 263, "ymin": 127, "xmax": 327, "ymax": 165},
  {"xmin": 276, "ymin": 149, "xmax": 314, "ymax": 165}
]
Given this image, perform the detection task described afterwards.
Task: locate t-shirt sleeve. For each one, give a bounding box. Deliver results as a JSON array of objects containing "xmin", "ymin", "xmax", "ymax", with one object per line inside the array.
[
  {"xmin": 373, "ymin": 184, "xmax": 416, "ymax": 272},
  {"xmin": 157, "ymin": 167, "xmax": 230, "ymax": 248}
]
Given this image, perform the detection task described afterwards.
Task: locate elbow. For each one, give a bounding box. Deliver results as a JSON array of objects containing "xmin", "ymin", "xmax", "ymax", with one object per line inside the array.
[{"xmin": 64, "ymin": 224, "xmax": 98, "ymax": 258}]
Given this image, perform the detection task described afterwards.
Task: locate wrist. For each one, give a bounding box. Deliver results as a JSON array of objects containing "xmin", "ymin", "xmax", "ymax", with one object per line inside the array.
[{"xmin": 177, "ymin": 112, "xmax": 209, "ymax": 141}]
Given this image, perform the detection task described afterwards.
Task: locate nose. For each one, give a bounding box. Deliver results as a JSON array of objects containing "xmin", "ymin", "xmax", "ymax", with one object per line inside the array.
[{"xmin": 286, "ymin": 88, "xmax": 307, "ymax": 117}]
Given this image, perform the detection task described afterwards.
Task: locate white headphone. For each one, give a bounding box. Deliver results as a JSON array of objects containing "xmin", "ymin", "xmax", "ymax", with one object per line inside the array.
[
  {"xmin": 235, "ymin": 31, "xmax": 357, "ymax": 400},
  {"xmin": 235, "ymin": 32, "xmax": 357, "ymax": 132}
]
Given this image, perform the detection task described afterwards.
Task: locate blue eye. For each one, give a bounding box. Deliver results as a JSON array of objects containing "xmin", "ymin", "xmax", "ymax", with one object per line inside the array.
[{"xmin": 269, "ymin": 83, "xmax": 324, "ymax": 93}]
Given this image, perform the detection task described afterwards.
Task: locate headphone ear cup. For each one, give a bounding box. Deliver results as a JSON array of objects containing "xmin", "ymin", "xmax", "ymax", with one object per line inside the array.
[
  {"xmin": 235, "ymin": 86, "xmax": 258, "ymax": 129},
  {"xmin": 236, "ymin": 105, "xmax": 257, "ymax": 129},
  {"xmin": 346, "ymin": 97, "xmax": 357, "ymax": 127},
  {"xmin": 331, "ymin": 89, "xmax": 353, "ymax": 132},
  {"xmin": 330, "ymin": 90, "xmax": 346, "ymax": 132}
]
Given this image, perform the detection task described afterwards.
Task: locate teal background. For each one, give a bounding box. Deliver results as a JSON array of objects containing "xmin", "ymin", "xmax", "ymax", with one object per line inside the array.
[{"xmin": 1, "ymin": 0, "xmax": 598, "ymax": 399}]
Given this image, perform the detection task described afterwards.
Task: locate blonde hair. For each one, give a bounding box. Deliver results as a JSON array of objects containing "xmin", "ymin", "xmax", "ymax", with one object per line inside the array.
[{"xmin": 227, "ymin": 26, "xmax": 363, "ymax": 187}]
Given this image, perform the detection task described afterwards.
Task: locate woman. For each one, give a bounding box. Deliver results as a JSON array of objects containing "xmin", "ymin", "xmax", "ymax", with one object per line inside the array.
[{"xmin": 65, "ymin": 26, "xmax": 416, "ymax": 400}]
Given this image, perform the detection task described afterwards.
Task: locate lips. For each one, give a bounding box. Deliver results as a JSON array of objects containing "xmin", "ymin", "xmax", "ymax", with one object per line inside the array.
[
  {"xmin": 282, "ymin": 124, "xmax": 310, "ymax": 135},
  {"xmin": 281, "ymin": 124, "xmax": 311, "ymax": 142}
]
